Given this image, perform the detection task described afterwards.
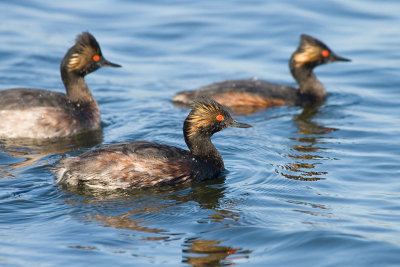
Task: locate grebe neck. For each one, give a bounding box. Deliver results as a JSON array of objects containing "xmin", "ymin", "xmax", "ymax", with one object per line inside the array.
[
  {"xmin": 290, "ymin": 63, "xmax": 327, "ymax": 101},
  {"xmin": 61, "ymin": 70, "xmax": 95, "ymax": 103},
  {"xmin": 183, "ymin": 128, "xmax": 224, "ymax": 171}
]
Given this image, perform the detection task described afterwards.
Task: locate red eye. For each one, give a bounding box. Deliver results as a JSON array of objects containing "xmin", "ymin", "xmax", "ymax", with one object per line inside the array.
[
  {"xmin": 322, "ymin": 50, "xmax": 329, "ymax": 57},
  {"xmin": 93, "ymin": 55, "xmax": 100, "ymax": 61},
  {"xmin": 216, "ymin": 115, "xmax": 224, "ymax": 121}
]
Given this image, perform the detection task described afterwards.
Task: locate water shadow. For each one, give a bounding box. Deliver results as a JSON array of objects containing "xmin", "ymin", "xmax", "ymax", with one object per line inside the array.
[
  {"xmin": 0, "ymin": 129, "xmax": 102, "ymax": 177},
  {"xmin": 279, "ymin": 106, "xmax": 336, "ymax": 181},
  {"xmin": 182, "ymin": 238, "xmax": 249, "ymax": 267},
  {"xmin": 62, "ymin": 178, "xmax": 251, "ymax": 265},
  {"xmin": 64, "ymin": 178, "xmax": 230, "ymax": 230}
]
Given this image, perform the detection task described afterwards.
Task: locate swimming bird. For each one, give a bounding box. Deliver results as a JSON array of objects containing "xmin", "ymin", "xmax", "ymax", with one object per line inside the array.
[
  {"xmin": 56, "ymin": 97, "xmax": 252, "ymax": 190},
  {"xmin": 0, "ymin": 32, "xmax": 121, "ymax": 139},
  {"xmin": 172, "ymin": 34, "xmax": 350, "ymax": 113}
]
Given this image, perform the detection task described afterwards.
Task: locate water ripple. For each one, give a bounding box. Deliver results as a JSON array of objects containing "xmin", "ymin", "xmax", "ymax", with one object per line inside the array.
[{"xmin": 1, "ymin": 0, "xmax": 400, "ymax": 266}]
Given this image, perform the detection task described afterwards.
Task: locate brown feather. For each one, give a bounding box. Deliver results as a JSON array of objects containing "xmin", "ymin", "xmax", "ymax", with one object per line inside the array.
[
  {"xmin": 186, "ymin": 98, "xmax": 224, "ymax": 138},
  {"xmin": 67, "ymin": 47, "xmax": 97, "ymax": 72},
  {"xmin": 293, "ymin": 43, "xmax": 323, "ymax": 68}
]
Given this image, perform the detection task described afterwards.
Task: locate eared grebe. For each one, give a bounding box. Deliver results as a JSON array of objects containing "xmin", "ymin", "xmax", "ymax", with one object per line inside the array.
[
  {"xmin": 0, "ymin": 32, "xmax": 121, "ymax": 139},
  {"xmin": 172, "ymin": 34, "xmax": 350, "ymax": 112},
  {"xmin": 56, "ymin": 97, "xmax": 252, "ymax": 190}
]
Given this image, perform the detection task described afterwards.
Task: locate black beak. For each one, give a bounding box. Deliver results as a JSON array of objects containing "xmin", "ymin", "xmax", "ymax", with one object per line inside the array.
[
  {"xmin": 333, "ymin": 53, "xmax": 351, "ymax": 62},
  {"xmin": 230, "ymin": 119, "xmax": 252, "ymax": 128},
  {"xmin": 101, "ymin": 58, "xmax": 122, "ymax": 68}
]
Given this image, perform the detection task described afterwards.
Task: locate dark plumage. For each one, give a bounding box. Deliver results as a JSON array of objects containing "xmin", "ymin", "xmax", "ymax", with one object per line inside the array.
[
  {"xmin": 56, "ymin": 97, "xmax": 252, "ymax": 190},
  {"xmin": 172, "ymin": 34, "xmax": 350, "ymax": 113},
  {"xmin": 0, "ymin": 32, "xmax": 121, "ymax": 139}
]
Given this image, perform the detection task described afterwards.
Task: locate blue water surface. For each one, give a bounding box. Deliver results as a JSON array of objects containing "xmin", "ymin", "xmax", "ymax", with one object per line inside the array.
[{"xmin": 0, "ymin": 0, "xmax": 400, "ymax": 266}]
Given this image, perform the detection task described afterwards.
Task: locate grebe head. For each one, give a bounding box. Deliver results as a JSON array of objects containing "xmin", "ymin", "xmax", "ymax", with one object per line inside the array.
[
  {"xmin": 290, "ymin": 34, "xmax": 350, "ymax": 70},
  {"xmin": 183, "ymin": 97, "xmax": 252, "ymax": 141},
  {"xmin": 61, "ymin": 32, "xmax": 121, "ymax": 77}
]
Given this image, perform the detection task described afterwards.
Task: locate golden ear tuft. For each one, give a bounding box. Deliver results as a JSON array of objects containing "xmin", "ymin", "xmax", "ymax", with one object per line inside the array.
[
  {"xmin": 67, "ymin": 53, "xmax": 81, "ymax": 72},
  {"xmin": 293, "ymin": 43, "xmax": 323, "ymax": 68},
  {"xmin": 186, "ymin": 97, "xmax": 225, "ymax": 137},
  {"xmin": 67, "ymin": 44, "xmax": 98, "ymax": 72}
]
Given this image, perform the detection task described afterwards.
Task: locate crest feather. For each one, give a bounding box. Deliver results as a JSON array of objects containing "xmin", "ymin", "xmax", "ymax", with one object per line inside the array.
[
  {"xmin": 186, "ymin": 97, "xmax": 225, "ymax": 137},
  {"xmin": 292, "ymin": 34, "xmax": 327, "ymax": 68},
  {"xmin": 293, "ymin": 43, "xmax": 323, "ymax": 68},
  {"xmin": 191, "ymin": 97, "xmax": 224, "ymax": 114},
  {"xmin": 67, "ymin": 32, "xmax": 101, "ymax": 72}
]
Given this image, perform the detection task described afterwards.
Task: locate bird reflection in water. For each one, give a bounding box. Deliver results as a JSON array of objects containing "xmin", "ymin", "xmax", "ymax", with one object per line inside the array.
[
  {"xmin": 64, "ymin": 179, "xmax": 249, "ymax": 266},
  {"xmin": 280, "ymin": 106, "xmax": 336, "ymax": 181},
  {"xmin": 0, "ymin": 129, "xmax": 102, "ymax": 177},
  {"xmin": 67, "ymin": 179, "xmax": 235, "ymax": 232},
  {"xmin": 182, "ymin": 238, "xmax": 249, "ymax": 267}
]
